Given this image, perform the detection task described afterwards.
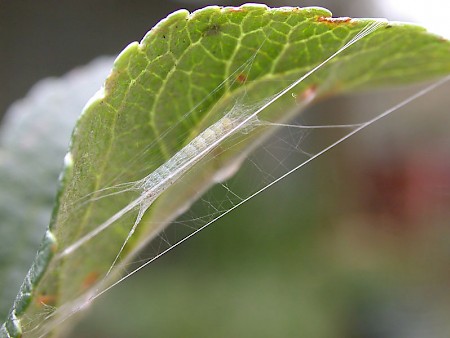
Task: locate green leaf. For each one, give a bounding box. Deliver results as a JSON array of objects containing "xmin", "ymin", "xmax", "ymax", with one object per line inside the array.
[{"xmin": 2, "ymin": 4, "xmax": 450, "ymax": 337}]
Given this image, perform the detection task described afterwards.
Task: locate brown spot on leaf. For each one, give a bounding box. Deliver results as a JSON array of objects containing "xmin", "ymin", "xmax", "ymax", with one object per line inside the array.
[
  {"xmin": 236, "ymin": 73, "xmax": 247, "ymax": 84},
  {"xmin": 317, "ymin": 16, "xmax": 353, "ymax": 25},
  {"xmin": 36, "ymin": 294, "xmax": 56, "ymax": 307},
  {"xmin": 225, "ymin": 7, "xmax": 244, "ymax": 13},
  {"xmin": 82, "ymin": 271, "xmax": 101, "ymax": 290},
  {"xmin": 297, "ymin": 84, "xmax": 317, "ymax": 103}
]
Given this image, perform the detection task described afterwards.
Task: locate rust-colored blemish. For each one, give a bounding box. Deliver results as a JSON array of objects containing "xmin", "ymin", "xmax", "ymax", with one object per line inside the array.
[
  {"xmin": 317, "ymin": 16, "xmax": 352, "ymax": 25},
  {"xmin": 226, "ymin": 7, "xmax": 244, "ymax": 13},
  {"xmin": 236, "ymin": 73, "xmax": 247, "ymax": 84},
  {"xmin": 297, "ymin": 84, "xmax": 317, "ymax": 103},
  {"xmin": 82, "ymin": 271, "xmax": 100, "ymax": 290},
  {"xmin": 36, "ymin": 294, "xmax": 56, "ymax": 307}
]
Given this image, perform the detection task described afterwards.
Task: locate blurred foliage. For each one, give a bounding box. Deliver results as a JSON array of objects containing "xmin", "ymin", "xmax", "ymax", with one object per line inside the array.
[{"xmin": 0, "ymin": 58, "xmax": 114, "ymax": 319}]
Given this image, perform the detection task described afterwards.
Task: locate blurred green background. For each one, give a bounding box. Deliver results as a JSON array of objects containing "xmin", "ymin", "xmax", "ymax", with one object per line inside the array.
[{"xmin": 1, "ymin": 1, "xmax": 450, "ymax": 337}]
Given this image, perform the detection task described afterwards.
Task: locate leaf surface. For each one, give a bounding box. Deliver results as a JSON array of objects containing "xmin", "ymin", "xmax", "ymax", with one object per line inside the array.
[{"xmin": 2, "ymin": 4, "xmax": 450, "ymax": 337}]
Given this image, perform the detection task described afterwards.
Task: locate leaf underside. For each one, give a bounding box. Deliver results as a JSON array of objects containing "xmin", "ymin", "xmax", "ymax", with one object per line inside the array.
[{"xmin": 2, "ymin": 4, "xmax": 450, "ymax": 338}]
